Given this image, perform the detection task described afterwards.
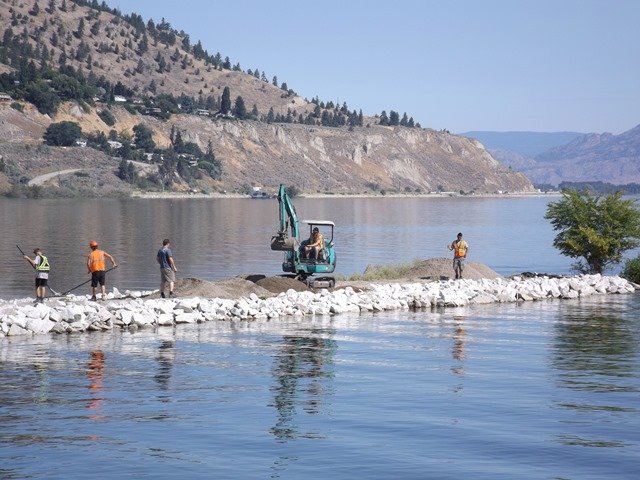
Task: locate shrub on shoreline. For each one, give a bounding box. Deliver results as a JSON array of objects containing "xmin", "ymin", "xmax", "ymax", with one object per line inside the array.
[
  {"xmin": 621, "ymin": 256, "xmax": 640, "ymax": 284},
  {"xmin": 349, "ymin": 260, "xmax": 420, "ymax": 281}
]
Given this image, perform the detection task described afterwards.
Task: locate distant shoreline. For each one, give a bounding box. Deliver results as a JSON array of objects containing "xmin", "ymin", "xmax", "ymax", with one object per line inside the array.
[{"xmin": 132, "ymin": 191, "xmax": 561, "ymax": 200}]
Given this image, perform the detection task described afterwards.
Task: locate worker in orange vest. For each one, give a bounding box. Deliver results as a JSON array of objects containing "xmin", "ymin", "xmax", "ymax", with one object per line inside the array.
[
  {"xmin": 448, "ymin": 232, "xmax": 469, "ymax": 280},
  {"xmin": 87, "ymin": 240, "xmax": 117, "ymax": 301}
]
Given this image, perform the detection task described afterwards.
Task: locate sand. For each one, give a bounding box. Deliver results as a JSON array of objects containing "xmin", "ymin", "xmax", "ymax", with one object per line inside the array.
[{"xmin": 146, "ymin": 258, "xmax": 502, "ymax": 299}]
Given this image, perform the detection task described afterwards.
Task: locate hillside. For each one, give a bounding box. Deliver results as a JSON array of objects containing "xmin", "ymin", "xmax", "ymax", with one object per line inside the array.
[
  {"xmin": 464, "ymin": 126, "xmax": 640, "ymax": 186},
  {"xmin": 0, "ymin": 103, "xmax": 533, "ymax": 194},
  {"xmin": 459, "ymin": 131, "xmax": 584, "ymax": 157},
  {"xmin": 0, "ymin": 0, "xmax": 312, "ymax": 118},
  {"xmin": 0, "ymin": 0, "xmax": 533, "ymax": 196},
  {"xmin": 528, "ymin": 124, "xmax": 640, "ymax": 185}
]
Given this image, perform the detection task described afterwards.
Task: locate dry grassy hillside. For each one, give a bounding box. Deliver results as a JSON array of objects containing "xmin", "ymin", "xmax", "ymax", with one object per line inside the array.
[
  {"xmin": 0, "ymin": 0, "xmax": 534, "ymax": 196},
  {"xmin": 0, "ymin": 0, "xmax": 311, "ymax": 118}
]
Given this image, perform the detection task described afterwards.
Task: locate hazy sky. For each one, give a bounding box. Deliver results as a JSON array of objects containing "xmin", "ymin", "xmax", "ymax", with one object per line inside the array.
[{"xmin": 106, "ymin": 0, "xmax": 639, "ymax": 134}]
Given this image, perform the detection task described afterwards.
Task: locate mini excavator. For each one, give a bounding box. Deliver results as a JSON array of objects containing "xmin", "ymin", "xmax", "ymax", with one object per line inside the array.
[{"xmin": 270, "ymin": 184, "xmax": 336, "ymax": 288}]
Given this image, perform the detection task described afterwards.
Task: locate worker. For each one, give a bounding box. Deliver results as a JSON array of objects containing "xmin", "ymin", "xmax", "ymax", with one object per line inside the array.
[
  {"xmin": 304, "ymin": 227, "xmax": 325, "ymax": 261},
  {"xmin": 23, "ymin": 247, "xmax": 50, "ymax": 303},
  {"xmin": 156, "ymin": 238, "xmax": 178, "ymax": 298},
  {"xmin": 87, "ymin": 240, "xmax": 117, "ymax": 301},
  {"xmin": 448, "ymin": 232, "xmax": 469, "ymax": 279}
]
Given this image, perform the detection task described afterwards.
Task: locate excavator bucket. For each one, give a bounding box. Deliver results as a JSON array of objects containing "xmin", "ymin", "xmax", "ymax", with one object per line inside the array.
[{"xmin": 270, "ymin": 233, "xmax": 296, "ymax": 251}]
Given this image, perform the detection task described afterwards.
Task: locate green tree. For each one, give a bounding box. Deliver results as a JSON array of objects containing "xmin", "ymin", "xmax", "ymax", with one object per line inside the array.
[
  {"xmin": 233, "ymin": 95, "xmax": 246, "ymax": 119},
  {"xmin": 389, "ymin": 110, "xmax": 400, "ymax": 126},
  {"xmin": 220, "ymin": 86, "xmax": 231, "ymax": 114},
  {"xmin": 158, "ymin": 150, "xmax": 177, "ymax": 186},
  {"xmin": 43, "ymin": 121, "xmax": 82, "ymax": 146},
  {"xmin": 133, "ymin": 123, "xmax": 155, "ymax": 152},
  {"xmin": 545, "ymin": 190, "xmax": 640, "ymax": 273},
  {"xmin": 75, "ymin": 18, "xmax": 85, "ymax": 39},
  {"xmin": 98, "ymin": 109, "xmax": 116, "ymax": 126},
  {"xmin": 25, "ymin": 81, "xmax": 60, "ymax": 115},
  {"xmin": 621, "ymin": 256, "xmax": 640, "ymax": 284},
  {"xmin": 118, "ymin": 158, "xmax": 137, "ymax": 183}
]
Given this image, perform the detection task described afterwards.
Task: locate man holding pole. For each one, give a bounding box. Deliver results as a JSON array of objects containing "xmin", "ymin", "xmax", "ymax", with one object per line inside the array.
[
  {"xmin": 87, "ymin": 240, "xmax": 117, "ymax": 301},
  {"xmin": 23, "ymin": 247, "xmax": 50, "ymax": 303}
]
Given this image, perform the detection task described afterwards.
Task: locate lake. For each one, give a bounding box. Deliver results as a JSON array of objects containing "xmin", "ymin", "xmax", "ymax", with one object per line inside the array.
[
  {"xmin": 1, "ymin": 196, "xmax": 639, "ymax": 479},
  {"xmin": 2, "ymin": 195, "xmax": 573, "ymax": 299}
]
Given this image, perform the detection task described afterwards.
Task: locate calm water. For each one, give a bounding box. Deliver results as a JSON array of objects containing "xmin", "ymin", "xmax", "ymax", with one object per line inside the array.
[
  {"xmin": 1, "ymin": 197, "xmax": 639, "ymax": 479},
  {"xmin": 2, "ymin": 196, "xmax": 572, "ymax": 299}
]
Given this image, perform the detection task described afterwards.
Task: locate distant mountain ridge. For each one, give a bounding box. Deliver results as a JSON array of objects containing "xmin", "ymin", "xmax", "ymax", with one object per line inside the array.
[
  {"xmin": 464, "ymin": 126, "xmax": 640, "ymax": 186},
  {"xmin": 459, "ymin": 131, "xmax": 584, "ymax": 157}
]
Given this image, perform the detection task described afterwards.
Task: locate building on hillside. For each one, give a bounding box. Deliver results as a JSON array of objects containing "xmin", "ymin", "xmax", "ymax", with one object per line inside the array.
[
  {"xmin": 75, "ymin": 140, "xmax": 87, "ymax": 147},
  {"xmin": 195, "ymin": 109, "xmax": 210, "ymax": 116},
  {"xmin": 0, "ymin": 92, "xmax": 12, "ymax": 102},
  {"xmin": 107, "ymin": 140, "xmax": 123, "ymax": 149},
  {"xmin": 113, "ymin": 95, "xmax": 127, "ymax": 103}
]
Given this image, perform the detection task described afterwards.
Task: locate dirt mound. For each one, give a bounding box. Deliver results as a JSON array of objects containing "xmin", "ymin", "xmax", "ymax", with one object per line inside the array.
[
  {"xmin": 166, "ymin": 277, "xmax": 274, "ymax": 299},
  {"xmin": 255, "ymin": 276, "xmax": 310, "ymax": 293},
  {"xmin": 403, "ymin": 257, "xmax": 502, "ymax": 280}
]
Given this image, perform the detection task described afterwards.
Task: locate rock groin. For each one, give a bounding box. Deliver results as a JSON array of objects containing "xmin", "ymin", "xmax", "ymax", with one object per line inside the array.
[{"xmin": 0, "ymin": 274, "xmax": 635, "ymax": 337}]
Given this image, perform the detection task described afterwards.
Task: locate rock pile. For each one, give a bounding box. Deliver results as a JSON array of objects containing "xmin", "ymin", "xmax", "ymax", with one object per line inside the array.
[{"xmin": 0, "ymin": 274, "xmax": 635, "ymax": 337}]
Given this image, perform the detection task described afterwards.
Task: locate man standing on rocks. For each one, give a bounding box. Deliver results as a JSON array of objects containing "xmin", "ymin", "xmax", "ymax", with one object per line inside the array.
[
  {"xmin": 87, "ymin": 240, "xmax": 117, "ymax": 301},
  {"xmin": 157, "ymin": 239, "xmax": 177, "ymax": 298},
  {"xmin": 448, "ymin": 232, "xmax": 469, "ymax": 279},
  {"xmin": 23, "ymin": 248, "xmax": 50, "ymax": 303}
]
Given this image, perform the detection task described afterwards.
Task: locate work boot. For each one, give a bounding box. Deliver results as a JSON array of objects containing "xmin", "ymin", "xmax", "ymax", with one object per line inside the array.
[
  {"xmin": 161, "ymin": 292, "xmax": 166, "ymax": 298},
  {"xmin": 91, "ymin": 295, "xmax": 97, "ymax": 301}
]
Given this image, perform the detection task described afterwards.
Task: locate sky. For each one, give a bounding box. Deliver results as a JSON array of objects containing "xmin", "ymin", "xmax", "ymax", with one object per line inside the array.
[{"xmin": 106, "ymin": 0, "xmax": 639, "ymax": 134}]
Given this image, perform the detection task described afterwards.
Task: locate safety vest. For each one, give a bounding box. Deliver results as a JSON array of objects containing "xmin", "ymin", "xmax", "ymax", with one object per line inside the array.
[
  {"xmin": 88, "ymin": 250, "xmax": 106, "ymax": 272},
  {"xmin": 35, "ymin": 254, "xmax": 50, "ymax": 272},
  {"xmin": 454, "ymin": 240, "xmax": 467, "ymax": 258}
]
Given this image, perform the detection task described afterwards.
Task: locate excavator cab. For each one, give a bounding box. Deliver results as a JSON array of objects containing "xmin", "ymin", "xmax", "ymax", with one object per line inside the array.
[{"xmin": 270, "ymin": 185, "xmax": 336, "ymax": 288}]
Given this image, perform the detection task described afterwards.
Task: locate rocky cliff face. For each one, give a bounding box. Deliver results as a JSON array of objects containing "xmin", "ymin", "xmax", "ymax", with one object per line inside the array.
[
  {"xmin": 175, "ymin": 120, "xmax": 533, "ymax": 193},
  {"xmin": 1, "ymin": 101, "xmax": 532, "ymax": 193}
]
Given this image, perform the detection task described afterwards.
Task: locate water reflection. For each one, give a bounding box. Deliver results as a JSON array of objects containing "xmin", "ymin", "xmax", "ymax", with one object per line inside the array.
[
  {"xmin": 551, "ymin": 299, "xmax": 640, "ymax": 449},
  {"xmin": 270, "ymin": 327, "xmax": 337, "ymax": 441},
  {"xmin": 154, "ymin": 340, "xmax": 175, "ymax": 396},
  {"xmin": 86, "ymin": 350, "xmax": 105, "ymax": 418},
  {"xmin": 552, "ymin": 305, "xmax": 639, "ymax": 392}
]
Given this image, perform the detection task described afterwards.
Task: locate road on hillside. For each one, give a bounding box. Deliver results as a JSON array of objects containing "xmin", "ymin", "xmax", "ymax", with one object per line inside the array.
[{"xmin": 27, "ymin": 168, "xmax": 84, "ymax": 186}]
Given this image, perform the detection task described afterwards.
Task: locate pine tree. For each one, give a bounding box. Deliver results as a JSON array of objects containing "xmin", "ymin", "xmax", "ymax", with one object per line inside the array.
[
  {"xmin": 29, "ymin": 1, "xmax": 40, "ymax": 16},
  {"xmin": 137, "ymin": 35, "xmax": 148, "ymax": 55},
  {"xmin": 233, "ymin": 95, "xmax": 247, "ymax": 119},
  {"xmin": 90, "ymin": 20, "xmax": 101, "ymax": 36},
  {"xmin": 220, "ymin": 86, "xmax": 231, "ymax": 114},
  {"xmin": 379, "ymin": 111, "xmax": 389, "ymax": 126},
  {"xmin": 389, "ymin": 110, "xmax": 400, "ymax": 126},
  {"xmin": 266, "ymin": 107, "xmax": 275, "ymax": 123},
  {"xmin": 75, "ymin": 18, "xmax": 85, "ymax": 39},
  {"xmin": 400, "ymin": 112, "xmax": 408, "ymax": 126}
]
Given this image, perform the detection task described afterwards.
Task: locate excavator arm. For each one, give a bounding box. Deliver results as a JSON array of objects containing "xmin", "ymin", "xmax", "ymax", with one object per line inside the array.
[{"xmin": 270, "ymin": 184, "xmax": 299, "ymax": 251}]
